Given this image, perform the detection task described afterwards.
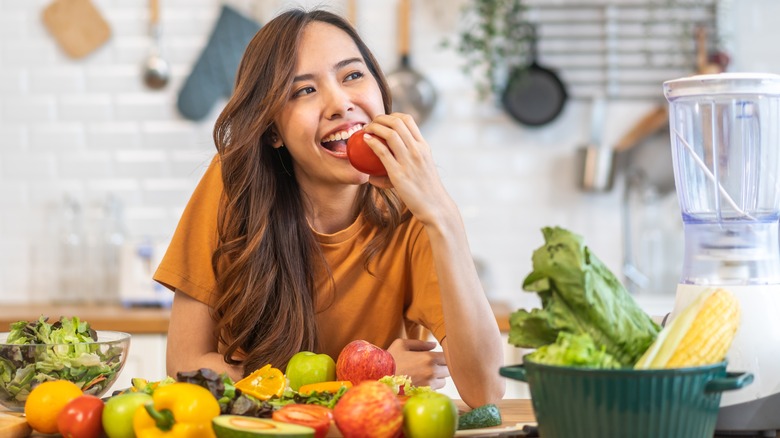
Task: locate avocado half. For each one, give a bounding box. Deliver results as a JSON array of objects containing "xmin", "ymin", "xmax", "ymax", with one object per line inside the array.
[{"xmin": 212, "ymin": 416, "xmax": 315, "ymax": 438}]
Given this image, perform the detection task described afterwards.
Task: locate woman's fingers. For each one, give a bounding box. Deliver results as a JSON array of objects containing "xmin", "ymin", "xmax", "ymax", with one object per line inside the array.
[
  {"xmin": 364, "ymin": 113, "xmax": 426, "ymax": 157},
  {"xmin": 387, "ymin": 338, "xmax": 450, "ymax": 388},
  {"xmin": 390, "ymin": 112, "xmax": 424, "ymax": 143}
]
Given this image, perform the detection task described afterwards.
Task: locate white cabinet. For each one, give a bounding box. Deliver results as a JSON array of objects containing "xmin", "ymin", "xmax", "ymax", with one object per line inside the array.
[{"xmin": 106, "ymin": 334, "xmax": 168, "ymax": 395}]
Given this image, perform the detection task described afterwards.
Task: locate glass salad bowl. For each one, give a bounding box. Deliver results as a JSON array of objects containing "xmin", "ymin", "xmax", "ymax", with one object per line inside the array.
[{"xmin": 0, "ymin": 321, "xmax": 131, "ymax": 411}]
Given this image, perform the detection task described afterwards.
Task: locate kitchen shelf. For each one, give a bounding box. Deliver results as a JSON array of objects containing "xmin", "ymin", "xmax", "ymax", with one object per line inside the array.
[{"xmin": 520, "ymin": 0, "xmax": 718, "ymax": 100}]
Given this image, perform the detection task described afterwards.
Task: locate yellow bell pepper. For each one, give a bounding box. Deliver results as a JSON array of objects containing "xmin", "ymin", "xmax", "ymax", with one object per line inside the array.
[{"xmin": 133, "ymin": 382, "xmax": 221, "ymax": 438}]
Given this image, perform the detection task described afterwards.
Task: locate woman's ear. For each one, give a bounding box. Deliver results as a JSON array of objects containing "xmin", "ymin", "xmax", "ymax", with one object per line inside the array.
[{"xmin": 269, "ymin": 129, "xmax": 284, "ymax": 149}]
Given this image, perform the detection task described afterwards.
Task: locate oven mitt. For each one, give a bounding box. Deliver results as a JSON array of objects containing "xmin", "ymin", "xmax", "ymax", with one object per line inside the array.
[{"xmin": 177, "ymin": 4, "xmax": 260, "ymax": 121}]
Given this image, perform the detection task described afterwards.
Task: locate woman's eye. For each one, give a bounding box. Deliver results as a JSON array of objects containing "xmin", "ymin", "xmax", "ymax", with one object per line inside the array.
[
  {"xmin": 293, "ymin": 86, "xmax": 315, "ymax": 97},
  {"xmin": 345, "ymin": 71, "xmax": 364, "ymax": 82}
]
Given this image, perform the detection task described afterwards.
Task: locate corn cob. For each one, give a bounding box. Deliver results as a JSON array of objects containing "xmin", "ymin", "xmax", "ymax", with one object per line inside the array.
[
  {"xmin": 635, "ymin": 288, "xmax": 740, "ymax": 369},
  {"xmin": 665, "ymin": 289, "xmax": 740, "ymax": 367}
]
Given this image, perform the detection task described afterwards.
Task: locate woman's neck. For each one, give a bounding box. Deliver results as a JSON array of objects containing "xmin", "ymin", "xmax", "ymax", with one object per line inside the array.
[{"xmin": 302, "ymin": 184, "xmax": 361, "ymax": 234}]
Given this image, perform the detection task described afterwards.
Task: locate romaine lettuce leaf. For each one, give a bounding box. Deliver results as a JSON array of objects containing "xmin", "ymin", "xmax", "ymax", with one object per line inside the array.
[{"xmin": 509, "ymin": 227, "xmax": 660, "ymax": 367}]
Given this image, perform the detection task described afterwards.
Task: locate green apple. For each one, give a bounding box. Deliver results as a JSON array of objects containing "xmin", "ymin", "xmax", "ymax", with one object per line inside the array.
[
  {"xmin": 285, "ymin": 351, "xmax": 336, "ymax": 391},
  {"xmin": 403, "ymin": 392, "xmax": 459, "ymax": 438},
  {"xmin": 102, "ymin": 392, "xmax": 153, "ymax": 438}
]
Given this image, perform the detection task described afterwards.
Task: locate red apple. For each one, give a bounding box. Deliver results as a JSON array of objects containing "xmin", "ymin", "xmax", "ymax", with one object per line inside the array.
[
  {"xmin": 336, "ymin": 340, "xmax": 396, "ymax": 386},
  {"xmin": 333, "ymin": 381, "xmax": 403, "ymax": 438}
]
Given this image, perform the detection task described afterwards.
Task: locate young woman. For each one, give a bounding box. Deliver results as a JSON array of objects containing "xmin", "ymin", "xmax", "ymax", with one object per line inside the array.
[{"xmin": 154, "ymin": 8, "xmax": 504, "ymax": 407}]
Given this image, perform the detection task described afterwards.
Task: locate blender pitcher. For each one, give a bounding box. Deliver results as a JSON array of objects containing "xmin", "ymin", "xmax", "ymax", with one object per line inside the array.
[{"xmin": 665, "ymin": 73, "xmax": 780, "ymax": 434}]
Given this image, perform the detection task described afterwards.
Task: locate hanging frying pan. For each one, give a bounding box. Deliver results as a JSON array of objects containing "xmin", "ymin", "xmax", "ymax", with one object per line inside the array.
[
  {"xmin": 502, "ymin": 24, "xmax": 568, "ymax": 127},
  {"xmin": 386, "ymin": 0, "xmax": 437, "ymax": 125}
]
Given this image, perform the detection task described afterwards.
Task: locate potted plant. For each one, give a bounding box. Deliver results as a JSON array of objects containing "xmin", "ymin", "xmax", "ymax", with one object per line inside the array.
[{"xmin": 447, "ymin": 0, "xmax": 530, "ymax": 100}]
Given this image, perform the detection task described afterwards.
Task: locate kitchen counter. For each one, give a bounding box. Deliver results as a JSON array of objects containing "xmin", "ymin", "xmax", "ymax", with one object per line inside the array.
[
  {"xmin": 0, "ymin": 301, "xmax": 515, "ymax": 335},
  {"xmin": 0, "ymin": 303, "xmax": 171, "ymax": 334}
]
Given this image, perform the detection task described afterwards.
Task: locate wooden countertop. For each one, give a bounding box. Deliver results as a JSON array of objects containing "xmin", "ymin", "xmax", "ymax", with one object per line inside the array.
[
  {"xmin": 0, "ymin": 303, "xmax": 171, "ymax": 334},
  {"xmin": 0, "ymin": 294, "xmax": 673, "ymax": 339},
  {"xmin": 0, "ymin": 301, "xmax": 515, "ymax": 335}
]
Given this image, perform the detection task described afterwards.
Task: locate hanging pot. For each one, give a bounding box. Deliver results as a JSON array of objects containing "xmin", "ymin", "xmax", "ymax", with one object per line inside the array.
[
  {"xmin": 576, "ymin": 97, "xmax": 613, "ymax": 192},
  {"xmin": 386, "ymin": 0, "xmax": 437, "ymax": 125},
  {"xmin": 502, "ymin": 24, "xmax": 568, "ymax": 127}
]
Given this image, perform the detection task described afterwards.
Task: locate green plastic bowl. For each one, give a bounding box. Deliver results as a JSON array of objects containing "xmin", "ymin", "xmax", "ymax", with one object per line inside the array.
[{"xmin": 500, "ymin": 357, "xmax": 753, "ymax": 438}]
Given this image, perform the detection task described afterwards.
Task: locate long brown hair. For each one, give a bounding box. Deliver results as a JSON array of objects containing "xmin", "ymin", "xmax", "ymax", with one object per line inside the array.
[{"xmin": 211, "ymin": 8, "xmax": 409, "ymax": 376}]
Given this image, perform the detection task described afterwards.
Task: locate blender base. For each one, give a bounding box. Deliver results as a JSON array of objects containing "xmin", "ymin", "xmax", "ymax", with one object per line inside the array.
[{"xmin": 673, "ymin": 285, "xmax": 780, "ymax": 434}]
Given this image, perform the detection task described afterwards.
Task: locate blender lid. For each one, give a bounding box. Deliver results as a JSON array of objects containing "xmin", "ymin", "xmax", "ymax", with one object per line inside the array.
[{"xmin": 664, "ymin": 72, "xmax": 780, "ymax": 98}]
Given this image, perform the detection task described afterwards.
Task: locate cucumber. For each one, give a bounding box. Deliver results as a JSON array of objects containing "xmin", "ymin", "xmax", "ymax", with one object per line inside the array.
[
  {"xmin": 457, "ymin": 404, "xmax": 502, "ymax": 430},
  {"xmin": 212, "ymin": 416, "xmax": 315, "ymax": 438}
]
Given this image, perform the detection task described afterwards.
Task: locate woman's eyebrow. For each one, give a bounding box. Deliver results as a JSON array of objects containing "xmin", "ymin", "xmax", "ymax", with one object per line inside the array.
[{"xmin": 293, "ymin": 57, "xmax": 364, "ymax": 83}]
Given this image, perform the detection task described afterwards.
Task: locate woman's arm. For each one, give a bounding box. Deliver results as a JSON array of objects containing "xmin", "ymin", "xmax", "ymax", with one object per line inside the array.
[
  {"xmin": 427, "ymin": 212, "xmax": 506, "ymax": 408},
  {"xmin": 363, "ymin": 114, "xmax": 506, "ymax": 408},
  {"xmin": 167, "ymin": 290, "xmax": 244, "ymax": 381}
]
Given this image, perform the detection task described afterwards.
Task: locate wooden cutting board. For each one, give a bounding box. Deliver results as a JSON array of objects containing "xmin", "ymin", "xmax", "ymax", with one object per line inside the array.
[
  {"xmin": 0, "ymin": 411, "xmax": 31, "ymax": 438},
  {"xmin": 41, "ymin": 0, "xmax": 111, "ymax": 59}
]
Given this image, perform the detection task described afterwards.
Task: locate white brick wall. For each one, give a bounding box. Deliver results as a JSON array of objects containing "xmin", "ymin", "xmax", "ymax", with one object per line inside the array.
[{"xmin": 1, "ymin": 0, "xmax": 774, "ymax": 311}]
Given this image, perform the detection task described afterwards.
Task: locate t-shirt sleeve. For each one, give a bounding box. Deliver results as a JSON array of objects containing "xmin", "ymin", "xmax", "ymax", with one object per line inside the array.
[
  {"xmin": 153, "ymin": 155, "xmax": 222, "ymax": 306},
  {"xmin": 404, "ymin": 221, "xmax": 447, "ymax": 344}
]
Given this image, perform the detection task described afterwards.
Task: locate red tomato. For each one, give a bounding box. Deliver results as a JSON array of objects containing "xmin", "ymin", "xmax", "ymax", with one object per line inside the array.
[
  {"xmin": 272, "ymin": 404, "xmax": 333, "ymax": 438},
  {"xmin": 57, "ymin": 394, "xmax": 105, "ymax": 438},
  {"xmin": 346, "ymin": 129, "xmax": 388, "ymax": 176}
]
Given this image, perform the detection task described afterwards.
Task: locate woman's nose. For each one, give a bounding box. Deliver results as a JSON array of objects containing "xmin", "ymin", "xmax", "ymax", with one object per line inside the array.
[{"xmin": 323, "ymin": 84, "xmax": 354, "ymax": 119}]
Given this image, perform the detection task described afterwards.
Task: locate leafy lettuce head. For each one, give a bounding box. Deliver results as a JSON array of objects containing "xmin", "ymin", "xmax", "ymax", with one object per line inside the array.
[{"xmin": 509, "ymin": 227, "xmax": 660, "ymax": 367}]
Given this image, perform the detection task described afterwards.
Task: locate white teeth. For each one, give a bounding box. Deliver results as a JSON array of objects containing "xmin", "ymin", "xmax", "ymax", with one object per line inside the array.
[{"xmin": 322, "ymin": 124, "xmax": 363, "ymax": 143}]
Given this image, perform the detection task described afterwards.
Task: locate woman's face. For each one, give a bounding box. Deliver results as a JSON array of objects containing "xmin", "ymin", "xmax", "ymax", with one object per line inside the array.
[{"xmin": 274, "ymin": 21, "xmax": 385, "ymax": 187}]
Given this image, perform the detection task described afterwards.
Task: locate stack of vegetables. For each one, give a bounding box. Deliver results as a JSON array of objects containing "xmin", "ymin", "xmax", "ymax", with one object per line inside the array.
[{"xmin": 510, "ymin": 227, "xmax": 741, "ymax": 369}]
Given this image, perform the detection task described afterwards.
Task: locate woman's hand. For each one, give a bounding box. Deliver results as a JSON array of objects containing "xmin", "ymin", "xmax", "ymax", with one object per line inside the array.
[
  {"xmin": 361, "ymin": 113, "xmax": 458, "ymax": 226},
  {"xmin": 366, "ymin": 114, "xmax": 506, "ymax": 406},
  {"xmin": 386, "ymin": 338, "xmax": 450, "ymax": 390}
]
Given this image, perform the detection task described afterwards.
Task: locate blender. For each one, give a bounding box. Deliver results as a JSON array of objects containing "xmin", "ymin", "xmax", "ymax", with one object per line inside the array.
[{"xmin": 665, "ymin": 73, "xmax": 780, "ymax": 435}]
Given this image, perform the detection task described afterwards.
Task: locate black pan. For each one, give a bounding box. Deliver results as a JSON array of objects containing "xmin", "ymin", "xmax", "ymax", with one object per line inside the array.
[{"xmin": 502, "ymin": 24, "xmax": 567, "ymax": 127}]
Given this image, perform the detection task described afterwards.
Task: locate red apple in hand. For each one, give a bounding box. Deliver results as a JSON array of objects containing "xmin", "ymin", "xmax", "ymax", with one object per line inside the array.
[
  {"xmin": 336, "ymin": 340, "xmax": 396, "ymax": 386},
  {"xmin": 346, "ymin": 129, "xmax": 388, "ymax": 176},
  {"xmin": 333, "ymin": 381, "xmax": 403, "ymax": 438}
]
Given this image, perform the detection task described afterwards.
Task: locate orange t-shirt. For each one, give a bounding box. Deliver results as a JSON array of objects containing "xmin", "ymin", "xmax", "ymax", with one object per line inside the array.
[{"xmin": 153, "ymin": 155, "xmax": 446, "ymax": 361}]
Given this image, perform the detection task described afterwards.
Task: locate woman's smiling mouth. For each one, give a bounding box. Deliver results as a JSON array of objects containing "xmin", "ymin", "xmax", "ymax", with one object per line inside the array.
[{"xmin": 320, "ymin": 124, "xmax": 364, "ymax": 155}]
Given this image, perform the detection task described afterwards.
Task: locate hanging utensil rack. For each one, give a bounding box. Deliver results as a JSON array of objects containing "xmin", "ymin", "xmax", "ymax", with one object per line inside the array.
[{"xmin": 521, "ymin": 0, "xmax": 718, "ymax": 100}]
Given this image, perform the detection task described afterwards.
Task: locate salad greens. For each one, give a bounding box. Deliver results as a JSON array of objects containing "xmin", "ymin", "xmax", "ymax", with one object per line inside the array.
[
  {"xmin": 379, "ymin": 374, "xmax": 434, "ymax": 397},
  {"xmin": 0, "ymin": 316, "xmax": 126, "ymax": 405},
  {"xmin": 510, "ymin": 227, "xmax": 660, "ymax": 367},
  {"xmin": 527, "ymin": 332, "xmax": 621, "ymax": 369},
  {"xmin": 269, "ymin": 385, "xmax": 350, "ymax": 410}
]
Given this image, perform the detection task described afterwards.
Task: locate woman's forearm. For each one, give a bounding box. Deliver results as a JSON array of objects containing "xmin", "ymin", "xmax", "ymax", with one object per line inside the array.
[
  {"xmin": 424, "ymin": 208, "xmax": 506, "ymax": 407},
  {"xmin": 166, "ymin": 351, "xmax": 244, "ymax": 382},
  {"xmin": 167, "ymin": 291, "xmax": 244, "ymax": 382}
]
